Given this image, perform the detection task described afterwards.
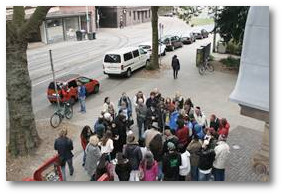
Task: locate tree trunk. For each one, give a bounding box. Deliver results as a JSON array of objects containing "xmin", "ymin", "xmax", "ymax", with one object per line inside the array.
[
  {"xmin": 6, "ymin": 6, "xmax": 51, "ymax": 156},
  {"xmin": 150, "ymin": 6, "xmax": 159, "ymax": 70},
  {"xmin": 6, "ymin": 32, "xmax": 41, "ymax": 156}
]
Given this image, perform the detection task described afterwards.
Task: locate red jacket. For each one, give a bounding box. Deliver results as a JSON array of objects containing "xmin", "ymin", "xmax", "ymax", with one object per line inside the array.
[
  {"xmin": 176, "ymin": 126, "xmax": 189, "ymax": 146},
  {"xmin": 218, "ymin": 122, "xmax": 230, "ymax": 137},
  {"xmin": 80, "ymin": 135, "xmax": 88, "ymax": 150}
]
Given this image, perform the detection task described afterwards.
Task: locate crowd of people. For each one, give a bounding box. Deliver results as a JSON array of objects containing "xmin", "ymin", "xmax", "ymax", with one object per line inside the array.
[{"xmin": 54, "ymin": 88, "xmax": 231, "ymax": 181}]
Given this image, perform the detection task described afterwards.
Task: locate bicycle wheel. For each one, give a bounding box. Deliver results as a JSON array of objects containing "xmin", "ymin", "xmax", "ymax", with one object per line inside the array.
[
  {"xmin": 207, "ymin": 63, "xmax": 214, "ymax": 72},
  {"xmin": 50, "ymin": 113, "xmax": 62, "ymax": 128},
  {"xmin": 199, "ymin": 65, "xmax": 205, "ymax": 75},
  {"xmin": 65, "ymin": 104, "xmax": 73, "ymax": 119}
]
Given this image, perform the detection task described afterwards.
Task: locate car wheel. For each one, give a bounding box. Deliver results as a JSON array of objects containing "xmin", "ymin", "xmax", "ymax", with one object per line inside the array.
[
  {"xmin": 126, "ymin": 68, "xmax": 132, "ymax": 78},
  {"xmin": 162, "ymin": 50, "xmax": 166, "ymax": 56}
]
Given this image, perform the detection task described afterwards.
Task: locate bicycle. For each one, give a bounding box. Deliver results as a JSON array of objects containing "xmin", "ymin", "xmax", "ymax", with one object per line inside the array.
[
  {"xmin": 198, "ymin": 58, "xmax": 214, "ymax": 75},
  {"xmin": 50, "ymin": 102, "xmax": 73, "ymax": 128}
]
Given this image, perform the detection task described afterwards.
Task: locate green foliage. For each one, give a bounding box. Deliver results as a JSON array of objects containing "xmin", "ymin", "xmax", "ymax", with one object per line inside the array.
[
  {"xmin": 226, "ymin": 40, "xmax": 242, "ymax": 55},
  {"xmin": 216, "ymin": 6, "xmax": 250, "ymax": 44},
  {"xmin": 220, "ymin": 56, "xmax": 240, "ymax": 68}
]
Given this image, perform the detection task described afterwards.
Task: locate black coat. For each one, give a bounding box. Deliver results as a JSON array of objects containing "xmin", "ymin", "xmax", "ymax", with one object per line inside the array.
[
  {"xmin": 123, "ymin": 144, "xmax": 143, "ymax": 170},
  {"xmin": 198, "ymin": 148, "xmax": 215, "ymax": 171},
  {"xmin": 172, "ymin": 58, "xmax": 180, "ymax": 70},
  {"xmin": 115, "ymin": 116, "xmax": 127, "ymax": 152},
  {"xmin": 210, "ymin": 118, "xmax": 220, "ymax": 132},
  {"xmin": 115, "ymin": 161, "xmax": 132, "ymax": 181},
  {"xmin": 54, "ymin": 137, "xmax": 74, "ymax": 160}
]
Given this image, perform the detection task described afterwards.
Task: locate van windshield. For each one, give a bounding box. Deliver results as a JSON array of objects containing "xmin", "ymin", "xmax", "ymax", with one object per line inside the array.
[{"xmin": 104, "ymin": 54, "xmax": 121, "ymax": 63}]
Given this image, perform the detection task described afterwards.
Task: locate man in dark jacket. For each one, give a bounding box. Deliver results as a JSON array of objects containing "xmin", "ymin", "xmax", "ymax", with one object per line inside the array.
[
  {"xmin": 198, "ymin": 140, "xmax": 216, "ymax": 181},
  {"xmin": 54, "ymin": 127, "xmax": 74, "ymax": 181},
  {"xmin": 171, "ymin": 55, "xmax": 180, "ymax": 79}
]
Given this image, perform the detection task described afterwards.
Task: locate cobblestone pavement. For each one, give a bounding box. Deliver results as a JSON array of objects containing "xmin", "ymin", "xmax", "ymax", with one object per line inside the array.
[{"xmin": 226, "ymin": 125, "xmax": 265, "ymax": 182}]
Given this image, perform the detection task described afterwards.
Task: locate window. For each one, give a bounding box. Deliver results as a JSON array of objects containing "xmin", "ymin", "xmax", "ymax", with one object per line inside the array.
[
  {"xmin": 104, "ymin": 54, "xmax": 121, "ymax": 63},
  {"xmin": 139, "ymin": 48, "xmax": 147, "ymax": 54},
  {"xmin": 78, "ymin": 77, "xmax": 91, "ymax": 84},
  {"xmin": 134, "ymin": 11, "xmax": 136, "ymax": 20},
  {"xmin": 149, "ymin": 10, "xmax": 150, "ymax": 18},
  {"xmin": 138, "ymin": 11, "xmax": 140, "ymax": 20},
  {"xmin": 145, "ymin": 11, "xmax": 147, "ymax": 18},
  {"xmin": 68, "ymin": 80, "xmax": 78, "ymax": 88},
  {"xmin": 133, "ymin": 50, "xmax": 140, "ymax": 58},
  {"xmin": 48, "ymin": 82, "xmax": 60, "ymax": 90},
  {"xmin": 129, "ymin": 11, "xmax": 131, "ymax": 17},
  {"xmin": 124, "ymin": 52, "xmax": 133, "ymax": 61}
]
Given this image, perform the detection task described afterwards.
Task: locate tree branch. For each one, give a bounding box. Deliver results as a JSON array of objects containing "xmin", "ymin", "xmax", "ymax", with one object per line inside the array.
[
  {"xmin": 20, "ymin": 6, "xmax": 52, "ymax": 39},
  {"xmin": 12, "ymin": 6, "xmax": 25, "ymax": 27}
]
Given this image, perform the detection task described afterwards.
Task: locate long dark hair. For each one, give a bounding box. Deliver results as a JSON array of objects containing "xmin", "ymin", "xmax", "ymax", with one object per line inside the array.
[
  {"xmin": 101, "ymin": 130, "xmax": 112, "ymax": 146},
  {"xmin": 81, "ymin": 125, "xmax": 92, "ymax": 139}
]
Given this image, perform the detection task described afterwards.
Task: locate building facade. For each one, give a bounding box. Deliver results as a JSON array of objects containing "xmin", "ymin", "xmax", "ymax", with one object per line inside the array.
[{"xmin": 98, "ymin": 6, "xmax": 151, "ymax": 28}]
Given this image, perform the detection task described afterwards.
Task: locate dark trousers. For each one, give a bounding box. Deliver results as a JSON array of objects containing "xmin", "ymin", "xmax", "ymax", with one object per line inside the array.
[
  {"xmin": 173, "ymin": 69, "xmax": 179, "ymax": 79},
  {"xmin": 179, "ymin": 175, "xmax": 186, "ymax": 181},
  {"xmin": 213, "ymin": 167, "xmax": 225, "ymax": 181},
  {"xmin": 191, "ymin": 166, "xmax": 199, "ymax": 181},
  {"xmin": 61, "ymin": 158, "xmax": 74, "ymax": 181}
]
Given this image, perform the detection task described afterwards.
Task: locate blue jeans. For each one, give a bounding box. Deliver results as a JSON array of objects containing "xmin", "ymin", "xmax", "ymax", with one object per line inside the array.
[
  {"xmin": 79, "ymin": 97, "xmax": 86, "ymax": 112},
  {"xmin": 198, "ymin": 170, "xmax": 211, "ymax": 181},
  {"xmin": 213, "ymin": 167, "xmax": 225, "ymax": 181},
  {"xmin": 158, "ymin": 161, "xmax": 163, "ymax": 181},
  {"xmin": 83, "ymin": 150, "xmax": 86, "ymax": 166},
  {"xmin": 137, "ymin": 117, "xmax": 146, "ymax": 139},
  {"xmin": 61, "ymin": 158, "xmax": 74, "ymax": 181},
  {"xmin": 191, "ymin": 166, "xmax": 199, "ymax": 181}
]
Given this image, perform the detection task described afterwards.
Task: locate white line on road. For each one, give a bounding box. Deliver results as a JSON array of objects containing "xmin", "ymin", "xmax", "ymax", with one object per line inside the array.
[{"xmin": 32, "ymin": 58, "xmax": 102, "ymax": 87}]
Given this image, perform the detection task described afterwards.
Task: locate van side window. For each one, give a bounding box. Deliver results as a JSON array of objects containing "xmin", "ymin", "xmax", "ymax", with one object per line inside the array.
[
  {"xmin": 68, "ymin": 80, "xmax": 78, "ymax": 88},
  {"xmin": 124, "ymin": 52, "xmax": 133, "ymax": 61},
  {"xmin": 133, "ymin": 50, "xmax": 140, "ymax": 58},
  {"xmin": 104, "ymin": 54, "xmax": 121, "ymax": 63}
]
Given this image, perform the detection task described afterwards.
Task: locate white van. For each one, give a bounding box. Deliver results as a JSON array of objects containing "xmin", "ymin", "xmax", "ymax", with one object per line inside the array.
[{"xmin": 103, "ymin": 47, "xmax": 149, "ymax": 77}]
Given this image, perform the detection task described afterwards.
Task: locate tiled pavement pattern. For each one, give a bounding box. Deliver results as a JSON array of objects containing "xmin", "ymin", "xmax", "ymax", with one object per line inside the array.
[{"xmin": 225, "ymin": 126, "xmax": 266, "ymax": 182}]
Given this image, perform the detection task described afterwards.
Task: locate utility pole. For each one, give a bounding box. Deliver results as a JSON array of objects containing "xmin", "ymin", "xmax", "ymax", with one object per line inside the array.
[
  {"xmin": 49, "ymin": 50, "xmax": 60, "ymax": 108},
  {"xmin": 86, "ymin": 6, "xmax": 90, "ymax": 33},
  {"xmin": 213, "ymin": 6, "xmax": 218, "ymax": 53}
]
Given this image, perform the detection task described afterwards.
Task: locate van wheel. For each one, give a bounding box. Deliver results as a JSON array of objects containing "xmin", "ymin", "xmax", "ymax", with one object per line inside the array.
[
  {"xmin": 126, "ymin": 69, "xmax": 132, "ymax": 78},
  {"xmin": 162, "ymin": 50, "xmax": 166, "ymax": 56}
]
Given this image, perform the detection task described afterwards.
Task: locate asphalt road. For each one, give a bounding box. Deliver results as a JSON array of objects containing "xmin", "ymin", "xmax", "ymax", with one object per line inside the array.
[{"xmin": 26, "ymin": 16, "xmax": 214, "ymax": 119}]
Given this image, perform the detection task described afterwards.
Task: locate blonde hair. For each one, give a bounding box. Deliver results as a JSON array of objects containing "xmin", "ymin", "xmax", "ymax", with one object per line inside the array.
[
  {"xmin": 89, "ymin": 135, "xmax": 99, "ymax": 146},
  {"xmin": 59, "ymin": 126, "xmax": 68, "ymax": 137}
]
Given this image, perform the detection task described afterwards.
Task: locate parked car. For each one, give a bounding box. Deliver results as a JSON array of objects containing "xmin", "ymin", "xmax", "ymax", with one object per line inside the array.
[
  {"xmin": 193, "ymin": 29, "xmax": 209, "ymax": 39},
  {"xmin": 138, "ymin": 41, "xmax": 166, "ymax": 56},
  {"xmin": 181, "ymin": 32, "xmax": 196, "ymax": 44},
  {"xmin": 103, "ymin": 47, "xmax": 149, "ymax": 78},
  {"xmin": 163, "ymin": 12, "xmax": 173, "ymax": 17},
  {"xmin": 160, "ymin": 35, "xmax": 183, "ymax": 51},
  {"xmin": 47, "ymin": 74, "xmax": 100, "ymax": 104}
]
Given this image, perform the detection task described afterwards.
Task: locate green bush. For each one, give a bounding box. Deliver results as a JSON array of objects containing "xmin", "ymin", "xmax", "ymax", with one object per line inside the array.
[
  {"xmin": 226, "ymin": 40, "xmax": 242, "ymax": 55},
  {"xmin": 220, "ymin": 56, "xmax": 240, "ymax": 68}
]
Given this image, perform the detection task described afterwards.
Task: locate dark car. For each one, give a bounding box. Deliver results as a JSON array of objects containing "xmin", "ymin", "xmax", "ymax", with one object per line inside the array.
[
  {"xmin": 181, "ymin": 33, "xmax": 196, "ymax": 44},
  {"xmin": 47, "ymin": 74, "xmax": 100, "ymax": 104},
  {"xmin": 160, "ymin": 35, "xmax": 183, "ymax": 51},
  {"xmin": 193, "ymin": 29, "xmax": 209, "ymax": 39}
]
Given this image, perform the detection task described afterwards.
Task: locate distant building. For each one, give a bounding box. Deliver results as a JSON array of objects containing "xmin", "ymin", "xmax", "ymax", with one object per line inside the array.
[{"xmin": 97, "ymin": 6, "xmax": 151, "ymax": 28}]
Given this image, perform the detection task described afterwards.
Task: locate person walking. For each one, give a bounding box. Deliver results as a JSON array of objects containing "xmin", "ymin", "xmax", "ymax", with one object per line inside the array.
[
  {"xmin": 54, "ymin": 127, "xmax": 74, "ymax": 181},
  {"xmin": 171, "ymin": 55, "xmax": 180, "ymax": 79},
  {"xmin": 84, "ymin": 135, "xmax": 101, "ymax": 181},
  {"xmin": 77, "ymin": 81, "xmax": 86, "ymax": 113},
  {"xmin": 212, "ymin": 134, "xmax": 230, "ymax": 181},
  {"xmin": 80, "ymin": 125, "xmax": 93, "ymax": 167}
]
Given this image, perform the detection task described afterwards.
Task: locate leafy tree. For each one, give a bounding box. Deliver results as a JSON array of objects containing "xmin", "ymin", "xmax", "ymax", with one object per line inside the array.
[
  {"xmin": 216, "ymin": 6, "xmax": 250, "ymax": 44},
  {"xmin": 177, "ymin": 6, "xmax": 196, "ymax": 24},
  {"xmin": 6, "ymin": 6, "xmax": 51, "ymax": 156},
  {"xmin": 148, "ymin": 6, "xmax": 159, "ymax": 70}
]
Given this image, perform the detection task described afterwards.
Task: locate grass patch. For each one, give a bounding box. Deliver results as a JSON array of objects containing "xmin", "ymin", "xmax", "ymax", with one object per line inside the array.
[
  {"xmin": 220, "ymin": 56, "xmax": 240, "ymax": 68},
  {"xmin": 191, "ymin": 17, "xmax": 214, "ymax": 26}
]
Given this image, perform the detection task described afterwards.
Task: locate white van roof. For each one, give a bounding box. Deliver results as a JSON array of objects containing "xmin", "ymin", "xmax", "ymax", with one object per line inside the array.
[{"xmin": 104, "ymin": 47, "xmax": 140, "ymax": 55}]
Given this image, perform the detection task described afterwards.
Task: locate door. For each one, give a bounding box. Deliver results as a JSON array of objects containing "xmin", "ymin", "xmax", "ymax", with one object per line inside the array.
[
  {"xmin": 138, "ymin": 48, "xmax": 148, "ymax": 67},
  {"xmin": 123, "ymin": 52, "xmax": 134, "ymax": 71},
  {"xmin": 132, "ymin": 49, "xmax": 141, "ymax": 69}
]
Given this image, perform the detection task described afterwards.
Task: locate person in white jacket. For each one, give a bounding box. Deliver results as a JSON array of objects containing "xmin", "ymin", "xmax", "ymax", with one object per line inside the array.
[
  {"xmin": 177, "ymin": 144, "xmax": 191, "ymax": 181},
  {"xmin": 212, "ymin": 134, "xmax": 230, "ymax": 181}
]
